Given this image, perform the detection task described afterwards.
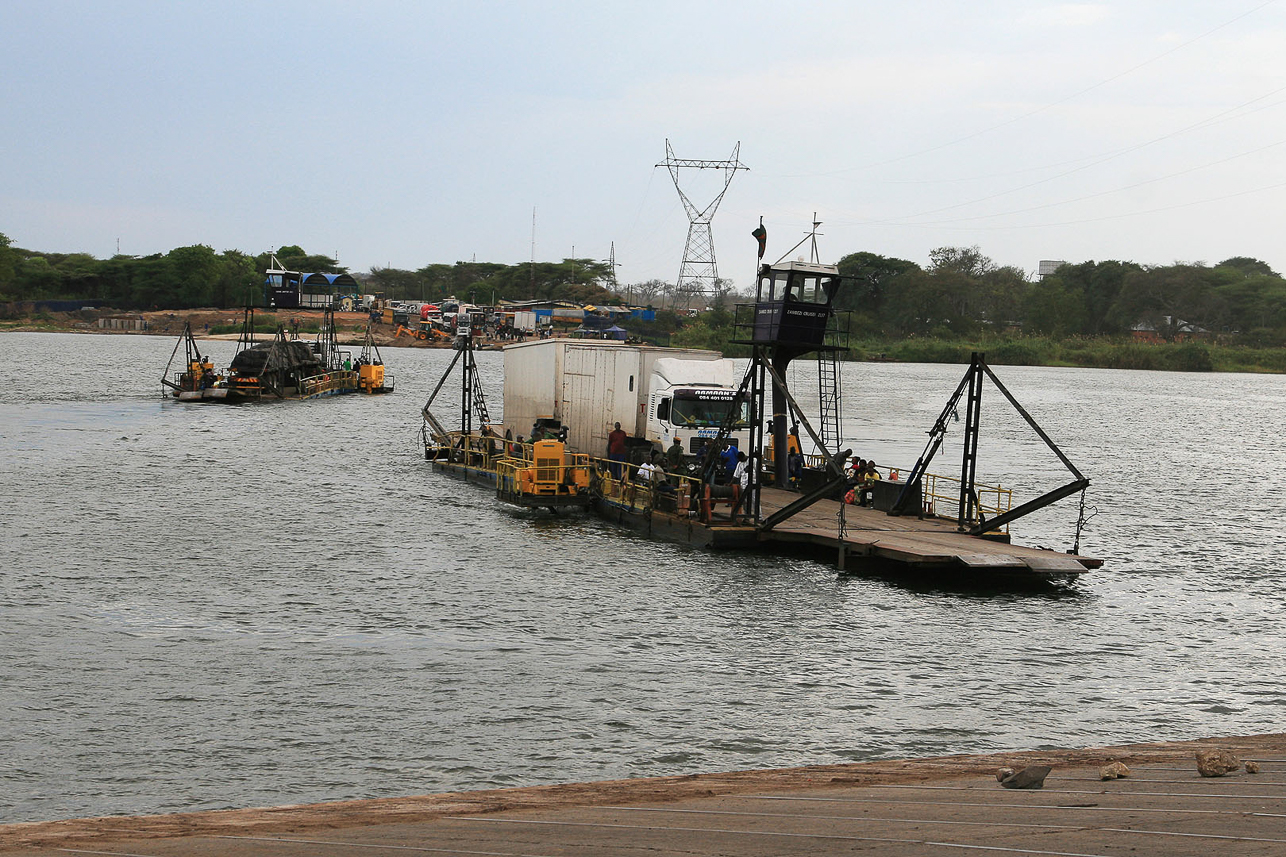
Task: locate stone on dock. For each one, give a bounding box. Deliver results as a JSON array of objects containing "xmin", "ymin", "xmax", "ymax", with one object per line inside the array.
[
  {"xmin": 1196, "ymin": 748, "xmax": 1241, "ymax": 777},
  {"xmin": 1100, "ymin": 760, "xmax": 1130, "ymax": 780},
  {"xmin": 1000, "ymin": 765, "xmax": 1051, "ymax": 789}
]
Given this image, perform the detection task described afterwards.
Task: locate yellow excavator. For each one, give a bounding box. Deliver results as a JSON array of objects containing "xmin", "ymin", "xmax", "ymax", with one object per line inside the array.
[{"xmin": 395, "ymin": 323, "xmax": 449, "ymax": 342}]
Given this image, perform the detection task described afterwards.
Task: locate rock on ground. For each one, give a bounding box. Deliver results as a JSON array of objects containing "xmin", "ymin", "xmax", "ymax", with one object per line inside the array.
[
  {"xmin": 1100, "ymin": 761, "xmax": 1130, "ymax": 780},
  {"xmin": 1000, "ymin": 765, "xmax": 1051, "ymax": 789},
  {"xmin": 1196, "ymin": 748, "xmax": 1241, "ymax": 777}
]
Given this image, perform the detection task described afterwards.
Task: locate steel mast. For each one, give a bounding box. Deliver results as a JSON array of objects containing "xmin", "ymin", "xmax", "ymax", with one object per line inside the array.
[{"xmin": 657, "ymin": 140, "xmax": 748, "ymax": 311}]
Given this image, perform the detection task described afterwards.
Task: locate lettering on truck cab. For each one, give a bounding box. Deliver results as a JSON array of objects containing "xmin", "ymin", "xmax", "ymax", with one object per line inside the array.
[{"xmin": 648, "ymin": 385, "xmax": 751, "ymax": 455}]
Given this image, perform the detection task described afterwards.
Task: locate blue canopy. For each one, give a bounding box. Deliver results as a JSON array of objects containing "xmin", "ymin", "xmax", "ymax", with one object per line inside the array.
[{"xmin": 300, "ymin": 272, "xmax": 359, "ymax": 288}]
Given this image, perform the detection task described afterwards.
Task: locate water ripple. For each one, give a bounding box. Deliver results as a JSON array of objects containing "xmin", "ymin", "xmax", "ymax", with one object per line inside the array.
[{"xmin": 2, "ymin": 333, "xmax": 1285, "ymax": 822}]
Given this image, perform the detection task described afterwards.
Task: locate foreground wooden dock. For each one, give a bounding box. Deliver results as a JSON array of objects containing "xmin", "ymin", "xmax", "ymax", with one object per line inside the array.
[{"xmin": 7, "ymin": 734, "xmax": 1283, "ymax": 856}]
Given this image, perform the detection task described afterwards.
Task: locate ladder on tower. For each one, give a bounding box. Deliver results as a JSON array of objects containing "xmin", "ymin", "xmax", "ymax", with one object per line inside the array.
[
  {"xmin": 465, "ymin": 349, "xmax": 492, "ymax": 427},
  {"xmin": 816, "ymin": 351, "xmax": 841, "ymax": 454}
]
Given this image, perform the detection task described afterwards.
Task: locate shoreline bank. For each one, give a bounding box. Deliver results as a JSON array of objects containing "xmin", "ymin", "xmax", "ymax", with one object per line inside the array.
[
  {"xmin": 5, "ymin": 733, "xmax": 1283, "ymax": 854},
  {"xmin": 0, "ymin": 308, "xmax": 460, "ymax": 349},
  {"xmin": 8, "ymin": 312, "xmax": 1285, "ymax": 371}
]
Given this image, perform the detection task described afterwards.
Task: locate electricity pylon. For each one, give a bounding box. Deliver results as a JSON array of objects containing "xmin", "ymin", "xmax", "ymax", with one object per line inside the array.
[{"xmin": 657, "ymin": 140, "xmax": 748, "ymax": 310}]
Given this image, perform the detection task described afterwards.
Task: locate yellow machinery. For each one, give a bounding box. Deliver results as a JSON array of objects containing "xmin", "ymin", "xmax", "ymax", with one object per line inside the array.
[
  {"xmin": 498, "ymin": 440, "xmax": 590, "ymax": 508},
  {"xmin": 395, "ymin": 324, "xmax": 448, "ymax": 342},
  {"xmin": 520, "ymin": 440, "xmax": 590, "ymax": 495},
  {"xmin": 358, "ymin": 362, "xmax": 385, "ymax": 392},
  {"xmin": 161, "ymin": 321, "xmax": 225, "ymax": 399},
  {"xmin": 356, "ymin": 323, "xmax": 394, "ymax": 393},
  {"xmin": 187, "ymin": 357, "xmax": 215, "ymax": 384}
]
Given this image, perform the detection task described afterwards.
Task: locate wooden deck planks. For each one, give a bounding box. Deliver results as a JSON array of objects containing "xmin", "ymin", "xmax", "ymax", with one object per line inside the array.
[{"xmin": 758, "ymin": 488, "xmax": 1098, "ymax": 573}]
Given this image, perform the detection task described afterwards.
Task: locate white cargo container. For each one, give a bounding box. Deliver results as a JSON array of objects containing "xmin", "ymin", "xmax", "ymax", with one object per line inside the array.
[
  {"xmin": 513, "ymin": 310, "xmax": 538, "ymax": 332},
  {"xmin": 502, "ymin": 339, "xmax": 749, "ymax": 458}
]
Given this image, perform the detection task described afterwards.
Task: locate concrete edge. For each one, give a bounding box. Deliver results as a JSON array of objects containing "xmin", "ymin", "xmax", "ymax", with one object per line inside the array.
[{"xmin": 4, "ymin": 732, "xmax": 1284, "ymax": 853}]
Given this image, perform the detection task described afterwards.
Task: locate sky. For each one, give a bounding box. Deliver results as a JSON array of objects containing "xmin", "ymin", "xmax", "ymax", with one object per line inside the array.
[{"xmin": 4, "ymin": 1, "xmax": 1286, "ymax": 287}]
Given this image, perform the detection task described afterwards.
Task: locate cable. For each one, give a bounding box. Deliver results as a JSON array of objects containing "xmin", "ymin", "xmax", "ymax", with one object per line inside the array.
[
  {"xmin": 778, "ymin": 1, "xmax": 1278, "ymax": 180},
  {"xmin": 885, "ymin": 136, "xmax": 1286, "ymax": 227}
]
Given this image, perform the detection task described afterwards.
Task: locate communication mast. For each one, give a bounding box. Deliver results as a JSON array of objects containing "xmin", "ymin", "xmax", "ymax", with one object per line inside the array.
[
  {"xmin": 604, "ymin": 241, "xmax": 621, "ymax": 296},
  {"xmin": 657, "ymin": 140, "xmax": 748, "ymax": 310}
]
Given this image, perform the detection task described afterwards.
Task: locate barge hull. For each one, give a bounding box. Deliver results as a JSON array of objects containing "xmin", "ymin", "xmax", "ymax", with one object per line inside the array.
[{"xmin": 431, "ymin": 459, "xmax": 1097, "ymax": 580}]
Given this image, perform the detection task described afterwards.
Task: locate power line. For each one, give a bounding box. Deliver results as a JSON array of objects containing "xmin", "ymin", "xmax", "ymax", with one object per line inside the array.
[
  {"xmin": 887, "ymin": 136, "xmax": 1286, "ymax": 227},
  {"xmin": 777, "ymin": 1, "xmax": 1278, "ymax": 180},
  {"xmin": 873, "ymin": 88, "xmax": 1286, "ymax": 224}
]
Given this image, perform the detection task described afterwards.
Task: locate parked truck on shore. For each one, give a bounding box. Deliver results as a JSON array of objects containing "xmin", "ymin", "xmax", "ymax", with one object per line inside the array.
[{"xmin": 502, "ymin": 339, "xmax": 750, "ymax": 461}]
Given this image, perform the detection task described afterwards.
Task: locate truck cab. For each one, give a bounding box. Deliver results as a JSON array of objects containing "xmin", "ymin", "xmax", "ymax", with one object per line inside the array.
[
  {"xmin": 644, "ymin": 357, "xmax": 750, "ymax": 459},
  {"xmin": 649, "ymin": 386, "xmax": 750, "ymax": 458}
]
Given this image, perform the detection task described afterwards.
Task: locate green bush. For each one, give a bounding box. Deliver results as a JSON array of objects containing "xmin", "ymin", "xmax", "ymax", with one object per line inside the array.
[
  {"xmin": 1211, "ymin": 346, "xmax": 1286, "ymax": 373},
  {"xmin": 1163, "ymin": 342, "xmax": 1214, "ymax": 372},
  {"xmin": 988, "ymin": 340, "xmax": 1043, "ymax": 365},
  {"xmin": 887, "ymin": 340, "xmax": 972, "ymax": 363},
  {"xmin": 1105, "ymin": 345, "xmax": 1158, "ymax": 371}
]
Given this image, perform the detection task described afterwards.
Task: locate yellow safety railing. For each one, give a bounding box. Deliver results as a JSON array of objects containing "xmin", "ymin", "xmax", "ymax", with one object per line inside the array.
[
  {"xmin": 589, "ymin": 453, "xmax": 729, "ymax": 519},
  {"xmin": 299, "ymin": 369, "xmax": 359, "ymax": 398},
  {"xmin": 494, "ymin": 443, "xmax": 592, "ymax": 496},
  {"xmin": 429, "ymin": 430, "xmax": 510, "ymax": 468},
  {"xmin": 906, "ymin": 471, "xmax": 1012, "ymax": 532},
  {"xmin": 798, "ymin": 455, "xmax": 1013, "ymax": 532}
]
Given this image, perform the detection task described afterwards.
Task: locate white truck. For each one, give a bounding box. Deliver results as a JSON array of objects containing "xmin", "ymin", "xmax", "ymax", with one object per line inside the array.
[
  {"xmin": 512, "ymin": 310, "xmax": 538, "ymax": 333},
  {"xmin": 501, "ymin": 339, "xmax": 750, "ymax": 460}
]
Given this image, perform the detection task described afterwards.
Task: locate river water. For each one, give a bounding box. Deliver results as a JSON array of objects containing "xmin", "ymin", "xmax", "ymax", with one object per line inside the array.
[{"xmin": 2, "ymin": 331, "xmax": 1284, "ymax": 823}]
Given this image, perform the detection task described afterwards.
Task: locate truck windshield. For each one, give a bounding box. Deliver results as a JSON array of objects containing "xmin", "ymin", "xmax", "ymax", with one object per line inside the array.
[{"xmin": 671, "ymin": 392, "xmax": 749, "ymax": 428}]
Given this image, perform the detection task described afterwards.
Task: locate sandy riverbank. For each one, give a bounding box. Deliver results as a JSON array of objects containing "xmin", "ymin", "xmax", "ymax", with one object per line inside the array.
[{"xmin": 0, "ymin": 307, "xmax": 472, "ymax": 349}]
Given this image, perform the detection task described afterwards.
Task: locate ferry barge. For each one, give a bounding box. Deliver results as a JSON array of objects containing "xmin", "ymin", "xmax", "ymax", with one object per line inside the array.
[
  {"xmin": 421, "ymin": 237, "xmax": 1101, "ymax": 584},
  {"xmin": 162, "ymin": 308, "xmax": 393, "ymax": 401}
]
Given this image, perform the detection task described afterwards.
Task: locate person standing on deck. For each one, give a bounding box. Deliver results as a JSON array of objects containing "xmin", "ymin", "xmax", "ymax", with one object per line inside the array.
[
  {"xmin": 787, "ymin": 423, "xmax": 803, "ymax": 489},
  {"xmin": 859, "ymin": 460, "xmax": 881, "ymax": 506},
  {"xmin": 720, "ymin": 440, "xmax": 739, "ymax": 483},
  {"xmin": 666, "ymin": 436, "xmax": 684, "ymax": 471},
  {"xmin": 607, "ymin": 422, "xmax": 628, "ymax": 480},
  {"xmin": 732, "ymin": 450, "xmax": 749, "ymax": 490},
  {"xmin": 787, "ymin": 424, "xmax": 801, "ymax": 456}
]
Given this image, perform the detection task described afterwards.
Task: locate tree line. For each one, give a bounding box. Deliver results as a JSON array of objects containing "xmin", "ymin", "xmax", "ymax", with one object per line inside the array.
[
  {"xmin": 0, "ymin": 236, "xmax": 331, "ymax": 310},
  {"xmin": 0, "ymin": 233, "xmax": 626, "ymax": 311},
  {"xmin": 834, "ymin": 247, "xmax": 1286, "ymax": 346},
  {"xmin": 365, "ymin": 258, "xmax": 617, "ymax": 307},
  {"xmin": 3, "ymin": 231, "xmax": 1283, "ymax": 346}
]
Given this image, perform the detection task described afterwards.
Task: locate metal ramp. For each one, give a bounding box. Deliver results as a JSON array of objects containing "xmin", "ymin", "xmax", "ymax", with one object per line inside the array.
[{"xmin": 421, "ymin": 404, "xmax": 450, "ymax": 445}]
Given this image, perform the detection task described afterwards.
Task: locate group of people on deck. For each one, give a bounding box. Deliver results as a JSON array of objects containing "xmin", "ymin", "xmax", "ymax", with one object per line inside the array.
[
  {"xmin": 597, "ymin": 418, "xmax": 898, "ymax": 518},
  {"xmin": 844, "ymin": 457, "xmax": 882, "ymax": 506},
  {"xmin": 606, "ymin": 421, "xmax": 810, "ymax": 496}
]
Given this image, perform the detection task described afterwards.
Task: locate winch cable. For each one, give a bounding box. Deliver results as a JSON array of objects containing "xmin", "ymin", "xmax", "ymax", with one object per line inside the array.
[{"xmin": 1072, "ymin": 486, "xmax": 1099, "ymax": 555}]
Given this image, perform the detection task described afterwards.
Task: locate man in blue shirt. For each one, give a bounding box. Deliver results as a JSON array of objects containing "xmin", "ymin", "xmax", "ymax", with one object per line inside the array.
[{"xmin": 719, "ymin": 440, "xmax": 739, "ymax": 483}]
